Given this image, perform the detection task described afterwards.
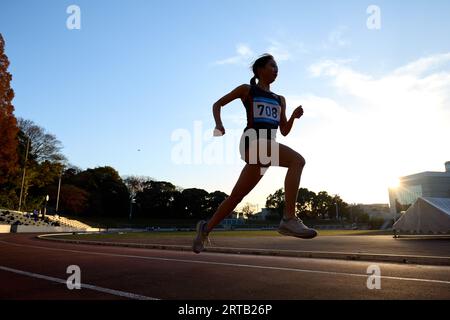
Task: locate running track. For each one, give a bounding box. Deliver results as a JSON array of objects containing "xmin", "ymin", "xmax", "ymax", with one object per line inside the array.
[{"xmin": 1, "ymin": 233, "xmax": 449, "ymax": 300}]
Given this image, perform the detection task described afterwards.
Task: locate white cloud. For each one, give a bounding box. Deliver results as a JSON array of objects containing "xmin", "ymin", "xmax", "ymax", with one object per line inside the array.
[
  {"xmin": 266, "ymin": 39, "xmax": 292, "ymax": 61},
  {"xmin": 393, "ymin": 53, "xmax": 450, "ymax": 76},
  {"xmin": 308, "ymin": 59, "xmax": 355, "ymax": 77},
  {"xmin": 324, "ymin": 26, "xmax": 351, "ymax": 49},
  {"xmin": 286, "ymin": 53, "xmax": 450, "ymax": 204},
  {"xmin": 214, "ymin": 25, "xmax": 352, "ymax": 69},
  {"xmin": 236, "ymin": 44, "xmax": 253, "ymax": 57},
  {"xmin": 214, "ymin": 43, "xmax": 254, "ymax": 66},
  {"xmin": 213, "ymin": 38, "xmax": 309, "ymax": 68}
]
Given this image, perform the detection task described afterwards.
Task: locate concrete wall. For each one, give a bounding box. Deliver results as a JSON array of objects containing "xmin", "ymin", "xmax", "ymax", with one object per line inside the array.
[
  {"xmin": 13, "ymin": 226, "xmax": 81, "ymax": 233},
  {"xmin": 2, "ymin": 225, "xmax": 104, "ymax": 233},
  {"xmin": 0, "ymin": 225, "xmax": 11, "ymax": 233}
]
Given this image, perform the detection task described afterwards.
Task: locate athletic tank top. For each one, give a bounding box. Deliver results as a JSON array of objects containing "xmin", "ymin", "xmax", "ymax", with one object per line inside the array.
[{"xmin": 243, "ymin": 84, "xmax": 282, "ymax": 139}]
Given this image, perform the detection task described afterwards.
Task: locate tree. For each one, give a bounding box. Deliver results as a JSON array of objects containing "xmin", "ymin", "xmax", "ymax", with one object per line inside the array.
[
  {"xmin": 180, "ymin": 188, "xmax": 209, "ymax": 219},
  {"xmin": 0, "ymin": 33, "xmax": 20, "ymax": 206},
  {"xmin": 205, "ymin": 191, "xmax": 228, "ymax": 216},
  {"xmin": 311, "ymin": 191, "xmax": 334, "ymax": 219},
  {"xmin": 71, "ymin": 166, "xmax": 129, "ymax": 217},
  {"xmin": 47, "ymin": 184, "xmax": 89, "ymax": 216},
  {"xmin": 296, "ymin": 188, "xmax": 316, "ymax": 218},
  {"xmin": 138, "ymin": 180, "xmax": 180, "ymax": 218},
  {"xmin": 17, "ymin": 118, "xmax": 66, "ymax": 164},
  {"xmin": 266, "ymin": 188, "xmax": 285, "ymax": 218},
  {"xmin": 157, "ymin": 188, "xmax": 229, "ymax": 220},
  {"xmin": 266, "ymin": 187, "xmax": 351, "ymax": 222},
  {"xmin": 330, "ymin": 194, "xmax": 349, "ymax": 221},
  {"xmin": 62, "ymin": 165, "xmax": 82, "ymax": 181},
  {"xmin": 14, "ymin": 119, "xmax": 67, "ymax": 210},
  {"xmin": 123, "ymin": 175, "xmax": 150, "ymax": 198},
  {"xmin": 347, "ymin": 205, "xmax": 369, "ymax": 224},
  {"xmin": 240, "ymin": 202, "xmax": 256, "ymax": 219},
  {"xmin": 123, "ymin": 175, "xmax": 152, "ymax": 218},
  {"xmin": 25, "ymin": 160, "xmax": 66, "ymax": 211}
]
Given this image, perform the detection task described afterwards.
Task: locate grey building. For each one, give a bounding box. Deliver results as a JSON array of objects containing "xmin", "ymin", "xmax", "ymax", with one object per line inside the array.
[
  {"xmin": 389, "ymin": 162, "xmax": 450, "ymax": 214},
  {"xmin": 359, "ymin": 204, "xmax": 392, "ymax": 220}
]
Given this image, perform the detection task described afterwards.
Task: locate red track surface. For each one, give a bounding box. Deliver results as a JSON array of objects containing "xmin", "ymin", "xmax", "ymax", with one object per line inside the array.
[{"xmin": 1, "ymin": 233, "xmax": 449, "ymax": 300}]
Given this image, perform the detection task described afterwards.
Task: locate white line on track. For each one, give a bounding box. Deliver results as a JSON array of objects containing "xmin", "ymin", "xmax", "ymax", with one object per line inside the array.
[
  {"xmin": 0, "ymin": 265, "xmax": 159, "ymax": 300},
  {"xmin": 1, "ymin": 240, "xmax": 449, "ymax": 286}
]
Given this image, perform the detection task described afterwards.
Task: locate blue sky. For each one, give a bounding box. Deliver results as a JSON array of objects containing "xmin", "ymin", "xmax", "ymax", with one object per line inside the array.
[{"xmin": 1, "ymin": 0, "xmax": 450, "ymax": 208}]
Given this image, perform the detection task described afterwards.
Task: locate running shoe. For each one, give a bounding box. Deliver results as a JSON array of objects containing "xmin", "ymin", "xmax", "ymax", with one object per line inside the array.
[
  {"xmin": 192, "ymin": 220, "xmax": 210, "ymax": 254},
  {"xmin": 278, "ymin": 217, "xmax": 318, "ymax": 239}
]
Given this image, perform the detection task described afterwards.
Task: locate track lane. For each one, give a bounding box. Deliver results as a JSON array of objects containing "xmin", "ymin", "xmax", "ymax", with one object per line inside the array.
[{"xmin": 0, "ymin": 234, "xmax": 449, "ymax": 300}]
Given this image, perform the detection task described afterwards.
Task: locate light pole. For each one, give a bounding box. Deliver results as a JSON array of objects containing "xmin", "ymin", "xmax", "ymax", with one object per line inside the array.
[
  {"xmin": 18, "ymin": 137, "xmax": 30, "ymax": 212},
  {"xmin": 44, "ymin": 195, "xmax": 49, "ymax": 218},
  {"xmin": 129, "ymin": 195, "xmax": 136, "ymax": 220},
  {"xmin": 56, "ymin": 169, "xmax": 62, "ymax": 213}
]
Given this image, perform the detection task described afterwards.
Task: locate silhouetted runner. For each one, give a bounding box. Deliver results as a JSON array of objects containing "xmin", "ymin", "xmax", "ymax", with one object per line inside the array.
[{"xmin": 193, "ymin": 54, "xmax": 317, "ymax": 254}]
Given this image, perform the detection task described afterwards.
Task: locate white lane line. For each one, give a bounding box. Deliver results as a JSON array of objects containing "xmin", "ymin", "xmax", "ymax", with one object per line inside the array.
[
  {"xmin": 1, "ymin": 240, "xmax": 449, "ymax": 286},
  {"xmin": 0, "ymin": 265, "xmax": 158, "ymax": 300}
]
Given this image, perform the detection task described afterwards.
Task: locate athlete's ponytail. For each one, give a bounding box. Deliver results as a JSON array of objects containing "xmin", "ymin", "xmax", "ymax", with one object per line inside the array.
[{"xmin": 250, "ymin": 53, "xmax": 274, "ymax": 85}]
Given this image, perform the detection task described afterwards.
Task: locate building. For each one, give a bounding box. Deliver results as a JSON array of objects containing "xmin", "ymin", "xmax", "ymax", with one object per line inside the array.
[
  {"xmin": 220, "ymin": 218, "xmax": 246, "ymax": 228},
  {"xmin": 250, "ymin": 208, "xmax": 279, "ymax": 221},
  {"xmin": 220, "ymin": 211, "xmax": 246, "ymax": 228},
  {"xmin": 389, "ymin": 162, "xmax": 450, "ymax": 214},
  {"xmin": 393, "ymin": 197, "xmax": 450, "ymax": 234},
  {"xmin": 358, "ymin": 204, "xmax": 392, "ymax": 220}
]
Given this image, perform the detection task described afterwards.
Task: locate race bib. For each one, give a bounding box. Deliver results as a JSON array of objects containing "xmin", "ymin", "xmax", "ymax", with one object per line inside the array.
[{"xmin": 252, "ymin": 97, "xmax": 281, "ymax": 125}]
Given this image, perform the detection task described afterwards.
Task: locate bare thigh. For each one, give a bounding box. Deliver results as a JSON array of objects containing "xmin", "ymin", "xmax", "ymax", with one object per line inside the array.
[{"xmin": 274, "ymin": 142, "xmax": 305, "ymax": 168}]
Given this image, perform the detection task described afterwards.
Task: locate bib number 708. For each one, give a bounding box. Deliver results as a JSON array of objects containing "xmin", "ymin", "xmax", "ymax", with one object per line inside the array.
[{"xmin": 257, "ymin": 104, "xmax": 278, "ymax": 119}]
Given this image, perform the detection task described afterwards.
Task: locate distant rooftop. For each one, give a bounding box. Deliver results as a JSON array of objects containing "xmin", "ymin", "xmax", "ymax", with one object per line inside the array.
[
  {"xmin": 401, "ymin": 171, "xmax": 450, "ymax": 180},
  {"xmin": 401, "ymin": 162, "xmax": 450, "ymax": 180}
]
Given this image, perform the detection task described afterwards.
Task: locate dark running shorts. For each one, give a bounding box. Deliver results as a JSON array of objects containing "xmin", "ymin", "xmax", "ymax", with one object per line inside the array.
[{"xmin": 239, "ymin": 132, "xmax": 278, "ymax": 168}]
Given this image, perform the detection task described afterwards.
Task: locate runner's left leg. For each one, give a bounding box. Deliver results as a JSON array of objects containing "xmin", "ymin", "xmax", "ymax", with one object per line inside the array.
[{"xmin": 206, "ymin": 164, "xmax": 265, "ymax": 233}]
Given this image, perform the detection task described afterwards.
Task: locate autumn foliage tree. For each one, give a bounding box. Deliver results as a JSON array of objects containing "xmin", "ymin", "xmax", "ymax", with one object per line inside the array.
[{"xmin": 0, "ymin": 33, "xmax": 20, "ymax": 207}]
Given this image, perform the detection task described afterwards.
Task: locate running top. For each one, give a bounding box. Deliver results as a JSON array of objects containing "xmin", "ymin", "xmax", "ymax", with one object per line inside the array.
[{"xmin": 243, "ymin": 84, "xmax": 282, "ymax": 139}]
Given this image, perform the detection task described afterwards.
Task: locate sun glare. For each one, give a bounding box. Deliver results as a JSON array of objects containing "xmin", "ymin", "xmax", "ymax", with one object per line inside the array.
[{"xmin": 388, "ymin": 178, "xmax": 400, "ymax": 189}]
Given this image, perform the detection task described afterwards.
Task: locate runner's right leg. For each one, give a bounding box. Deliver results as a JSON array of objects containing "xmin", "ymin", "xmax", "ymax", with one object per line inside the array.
[
  {"xmin": 276, "ymin": 142, "xmax": 317, "ymax": 239},
  {"xmin": 276, "ymin": 143, "xmax": 306, "ymax": 220}
]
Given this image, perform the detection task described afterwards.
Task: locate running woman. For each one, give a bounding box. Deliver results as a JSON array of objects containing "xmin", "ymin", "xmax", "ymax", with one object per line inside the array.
[{"xmin": 193, "ymin": 54, "xmax": 317, "ymax": 254}]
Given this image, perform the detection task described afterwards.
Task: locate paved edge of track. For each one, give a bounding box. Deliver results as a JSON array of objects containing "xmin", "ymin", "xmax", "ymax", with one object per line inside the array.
[{"xmin": 37, "ymin": 233, "xmax": 450, "ymax": 266}]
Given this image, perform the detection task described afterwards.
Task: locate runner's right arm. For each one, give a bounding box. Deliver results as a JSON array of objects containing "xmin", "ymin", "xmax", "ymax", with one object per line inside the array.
[{"xmin": 212, "ymin": 84, "xmax": 250, "ymax": 136}]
